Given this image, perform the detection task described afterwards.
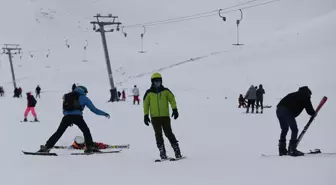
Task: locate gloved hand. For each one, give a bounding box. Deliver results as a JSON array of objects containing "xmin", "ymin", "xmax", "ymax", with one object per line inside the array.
[
  {"xmin": 105, "ymin": 113, "xmax": 110, "ymax": 119},
  {"xmin": 171, "ymin": 109, "xmax": 179, "ymax": 120},
  {"xmin": 144, "ymin": 115, "xmax": 151, "ymax": 126}
]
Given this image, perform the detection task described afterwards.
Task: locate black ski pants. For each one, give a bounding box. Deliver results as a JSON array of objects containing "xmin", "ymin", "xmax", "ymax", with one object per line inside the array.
[
  {"xmin": 246, "ymin": 99, "xmax": 256, "ymax": 113},
  {"xmin": 256, "ymin": 99, "xmax": 263, "ymax": 111},
  {"xmin": 151, "ymin": 117, "xmax": 178, "ymax": 148},
  {"xmin": 45, "ymin": 115, "xmax": 94, "ymax": 149},
  {"xmin": 276, "ymin": 106, "xmax": 298, "ymax": 142}
]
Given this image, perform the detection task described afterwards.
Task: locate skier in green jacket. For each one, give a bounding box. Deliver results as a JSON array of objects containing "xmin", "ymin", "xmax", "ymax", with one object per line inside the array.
[{"xmin": 143, "ymin": 72, "xmax": 182, "ymax": 160}]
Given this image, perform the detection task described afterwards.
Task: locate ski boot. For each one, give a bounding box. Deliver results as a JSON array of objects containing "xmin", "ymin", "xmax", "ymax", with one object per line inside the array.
[
  {"xmin": 84, "ymin": 145, "xmax": 101, "ymax": 154},
  {"xmin": 158, "ymin": 145, "xmax": 168, "ymax": 160},
  {"xmin": 37, "ymin": 145, "xmax": 51, "ymax": 153},
  {"xmin": 34, "ymin": 118, "xmax": 39, "ymax": 122},
  {"xmin": 172, "ymin": 143, "xmax": 182, "ymax": 159},
  {"xmin": 278, "ymin": 140, "xmax": 287, "ymax": 156},
  {"xmin": 288, "ymin": 140, "xmax": 304, "ymax": 157},
  {"xmin": 23, "ymin": 118, "xmax": 28, "ymax": 122}
]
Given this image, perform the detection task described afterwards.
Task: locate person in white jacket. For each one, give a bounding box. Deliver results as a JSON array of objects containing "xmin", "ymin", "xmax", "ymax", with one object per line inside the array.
[{"xmin": 132, "ymin": 85, "xmax": 140, "ymax": 105}]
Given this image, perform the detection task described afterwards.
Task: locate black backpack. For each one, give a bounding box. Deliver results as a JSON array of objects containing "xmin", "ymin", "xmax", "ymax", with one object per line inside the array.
[{"xmin": 62, "ymin": 92, "xmax": 82, "ymax": 111}]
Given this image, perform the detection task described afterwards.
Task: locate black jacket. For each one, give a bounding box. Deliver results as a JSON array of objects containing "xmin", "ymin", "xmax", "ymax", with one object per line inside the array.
[
  {"xmin": 256, "ymin": 88, "xmax": 265, "ymax": 101},
  {"xmin": 277, "ymin": 87, "xmax": 315, "ymax": 117},
  {"xmin": 27, "ymin": 95, "xmax": 37, "ymax": 107}
]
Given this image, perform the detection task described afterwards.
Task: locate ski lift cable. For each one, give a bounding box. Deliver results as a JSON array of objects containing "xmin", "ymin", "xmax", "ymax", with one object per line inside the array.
[
  {"xmin": 123, "ymin": 0, "xmax": 259, "ymax": 28},
  {"xmin": 123, "ymin": 0, "xmax": 280, "ymax": 28}
]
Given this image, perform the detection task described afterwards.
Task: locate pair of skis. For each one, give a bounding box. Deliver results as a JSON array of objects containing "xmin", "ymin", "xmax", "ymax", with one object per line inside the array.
[
  {"xmin": 155, "ymin": 156, "xmax": 187, "ymax": 162},
  {"xmin": 52, "ymin": 144, "xmax": 130, "ymax": 150},
  {"xmin": 22, "ymin": 150, "xmax": 121, "ymax": 156},
  {"xmin": 22, "ymin": 144, "xmax": 129, "ymax": 156}
]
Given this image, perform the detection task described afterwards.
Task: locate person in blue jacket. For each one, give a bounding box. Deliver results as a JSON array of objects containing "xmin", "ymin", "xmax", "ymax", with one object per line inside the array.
[{"xmin": 38, "ymin": 86, "xmax": 110, "ymax": 153}]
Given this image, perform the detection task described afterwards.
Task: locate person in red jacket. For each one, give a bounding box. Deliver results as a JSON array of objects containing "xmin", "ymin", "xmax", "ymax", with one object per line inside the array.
[
  {"xmin": 70, "ymin": 136, "xmax": 109, "ymax": 149},
  {"xmin": 122, "ymin": 90, "xmax": 126, "ymax": 101},
  {"xmin": 23, "ymin": 92, "xmax": 39, "ymax": 122}
]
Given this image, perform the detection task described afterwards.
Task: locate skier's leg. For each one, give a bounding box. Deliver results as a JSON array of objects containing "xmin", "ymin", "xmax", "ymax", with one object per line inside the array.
[
  {"xmin": 251, "ymin": 100, "xmax": 255, "ymax": 113},
  {"xmin": 151, "ymin": 118, "xmax": 166, "ymax": 158},
  {"xmin": 44, "ymin": 115, "xmax": 72, "ymax": 149},
  {"xmin": 31, "ymin": 107, "xmax": 37, "ymax": 118},
  {"xmin": 24, "ymin": 107, "xmax": 31, "ymax": 119},
  {"xmin": 288, "ymin": 117, "xmax": 299, "ymax": 144},
  {"xmin": 246, "ymin": 100, "xmax": 251, "ymax": 113},
  {"xmin": 277, "ymin": 107, "xmax": 289, "ymax": 155},
  {"xmin": 73, "ymin": 116, "xmax": 94, "ymax": 149},
  {"xmin": 260, "ymin": 100, "xmax": 264, "ymax": 113},
  {"xmin": 161, "ymin": 117, "xmax": 181, "ymax": 158}
]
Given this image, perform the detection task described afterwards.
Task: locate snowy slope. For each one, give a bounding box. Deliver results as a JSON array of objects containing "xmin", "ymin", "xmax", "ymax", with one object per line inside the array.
[{"xmin": 1, "ymin": 0, "xmax": 336, "ymax": 185}]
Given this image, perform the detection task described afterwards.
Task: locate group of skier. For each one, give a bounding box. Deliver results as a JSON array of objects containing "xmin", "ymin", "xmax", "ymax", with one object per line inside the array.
[
  {"xmin": 239, "ymin": 84, "xmax": 265, "ymax": 114},
  {"xmin": 9, "ymin": 71, "xmax": 318, "ymax": 159},
  {"xmin": 37, "ymin": 72, "xmax": 183, "ymax": 159}
]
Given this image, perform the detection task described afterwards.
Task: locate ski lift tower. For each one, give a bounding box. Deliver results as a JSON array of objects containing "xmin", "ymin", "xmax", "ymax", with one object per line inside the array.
[
  {"xmin": 90, "ymin": 14, "xmax": 122, "ymax": 102},
  {"xmin": 2, "ymin": 44, "xmax": 21, "ymax": 89}
]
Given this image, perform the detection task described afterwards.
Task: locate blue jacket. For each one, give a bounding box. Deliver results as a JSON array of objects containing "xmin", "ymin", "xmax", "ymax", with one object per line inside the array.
[{"xmin": 63, "ymin": 87, "xmax": 108, "ymax": 116}]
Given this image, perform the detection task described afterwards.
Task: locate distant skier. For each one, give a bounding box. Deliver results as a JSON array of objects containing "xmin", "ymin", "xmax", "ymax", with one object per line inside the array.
[
  {"xmin": 72, "ymin": 83, "xmax": 77, "ymax": 91},
  {"xmin": 18, "ymin": 87, "xmax": 22, "ymax": 98},
  {"xmin": 122, "ymin": 90, "xmax": 126, "ymax": 101},
  {"xmin": 23, "ymin": 92, "xmax": 38, "ymax": 122},
  {"xmin": 277, "ymin": 86, "xmax": 315, "ymax": 156},
  {"xmin": 35, "ymin": 85, "xmax": 41, "ymax": 98},
  {"xmin": 256, "ymin": 84, "xmax": 265, "ymax": 113},
  {"xmin": 117, "ymin": 91, "xmax": 121, "ymax": 101},
  {"xmin": 0, "ymin": 86, "xmax": 4, "ymax": 97},
  {"xmin": 238, "ymin": 94, "xmax": 246, "ymax": 108},
  {"xmin": 37, "ymin": 86, "xmax": 110, "ymax": 154},
  {"xmin": 132, "ymin": 85, "xmax": 140, "ymax": 105},
  {"xmin": 13, "ymin": 88, "xmax": 19, "ymax": 98},
  {"xmin": 244, "ymin": 85, "xmax": 257, "ymax": 113},
  {"xmin": 143, "ymin": 72, "xmax": 182, "ymax": 160}
]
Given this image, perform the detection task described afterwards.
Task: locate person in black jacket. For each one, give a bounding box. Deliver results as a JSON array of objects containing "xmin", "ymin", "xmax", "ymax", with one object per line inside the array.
[
  {"xmin": 276, "ymin": 86, "xmax": 315, "ymax": 156},
  {"xmin": 256, "ymin": 84, "xmax": 265, "ymax": 113},
  {"xmin": 35, "ymin": 85, "xmax": 41, "ymax": 98}
]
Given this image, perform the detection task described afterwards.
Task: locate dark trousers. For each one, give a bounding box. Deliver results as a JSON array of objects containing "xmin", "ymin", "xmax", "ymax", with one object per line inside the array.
[
  {"xmin": 36, "ymin": 93, "xmax": 40, "ymax": 98},
  {"xmin": 276, "ymin": 107, "xmax": 298, "ymax": 142},
  {"xmin": 256, "ymin": 99, "xmax": 263, "ymax": 111},
  {"xmin": 246, "ymin": 99, "xmax": 255, "ymax": 113},
  {"xmin": 151, "ymin": 117, "xmax": 178, "ymax": 148},
  {"xmin": 45, "ymin": 115, "xmax": 93, "ymax": 149}
]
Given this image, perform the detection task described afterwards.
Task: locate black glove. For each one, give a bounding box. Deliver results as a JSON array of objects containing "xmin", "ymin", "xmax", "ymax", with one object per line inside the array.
[
  {"xmin": 144, "ymin": 115, "xmax": 151, "ymax": 126},
  {"xmin": 171, "ymin": 109, "xmax": 179, "ymax": 120},
  {"xmin": 105, "ymin": 113, "xmax": 110, "ymax": 119}
]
